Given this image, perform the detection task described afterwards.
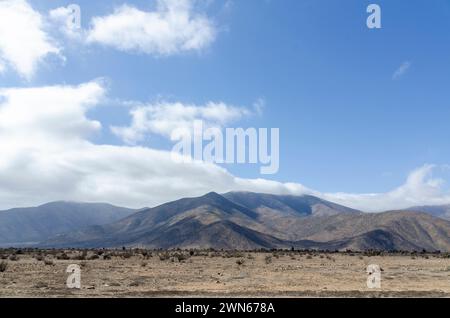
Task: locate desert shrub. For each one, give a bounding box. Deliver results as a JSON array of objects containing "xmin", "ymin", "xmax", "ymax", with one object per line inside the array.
[
  {"xmin": 236, "ymin": 259, "xmax": 245, "ymax": 266},
  {"xmin": 34, "ymin": 282, "xmax": 48, "ymax": 289},
  {"xmin": 194, "ymin": 250, "xmax": 209, "ymax": 257},
  {"xmin": 103, "ymin": 253, "xmax": 112, "ymax": 260},
  {"xmin": 364, "ymin": 250, "xmax": 382, "ymax": 257},
  {"xmin": 46, "ymin": 250, "xmax": 58, "ymax": 256},
  {"xmin": 0, "ymin": 261, "xmax": 7, "ymax": 272},
  {"xmin": 44, "ymin": 259, "xmax": 54, "ymax": 266},
  {"xmin": 265, "ymin": 255, "xmax": 272, "ymax": 264},
  {"xmin": 0, "ymin": 255, "xmax": 7, "ymax": 260},
  {"xmin": 88, "ymin": 254, "xmax": 99, "ymax": 260},
  {"xmin": 306, "ymin": 255, "xmax": 312, "ymax": 260},
  {"xmin": 8, "ymin": 254, "xmax": 18, "ymax": 261},
  {"xmin": 225, "ymin": 251, "xmax": 244, "ymax": 258},
  {"xmin": 74, "ymin": 251, "xmax": 88, "ymax": 260},
  {"xmin": 56, "ymin": 253, "xmax": 69, "ymax": 260},
  {"xmin": 159, "ymin": 252, "xmax": 171, "ymax": 261},
  {"xmin": 174, "ymin": 253, "xmax": 190, "ymax": 262},
  {"xmin": 35, "ymin": 254, "xmax": 44, "ymax": 261},
  {"xmin": 122, "ymin": 252, "xmax": 133, "ymax": 259}
]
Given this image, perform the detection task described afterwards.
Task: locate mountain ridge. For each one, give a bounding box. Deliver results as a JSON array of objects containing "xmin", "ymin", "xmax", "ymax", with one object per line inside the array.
[
  {"xmin": 40, "ymin": 192, "xmax": 450, "ymax": 252},
  {"xmin": 407, "ymin": 204, "xmax": 450, "ymax": 220},
  {"xmin": 0, "ymin": 202, "xmax": 137, "ymax": 246}
]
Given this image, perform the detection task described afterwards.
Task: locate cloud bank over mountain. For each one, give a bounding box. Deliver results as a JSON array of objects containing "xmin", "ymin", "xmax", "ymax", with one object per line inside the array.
[{"xmin": 0, "ymin": 80, "xmax": 449, "ymax": 212}]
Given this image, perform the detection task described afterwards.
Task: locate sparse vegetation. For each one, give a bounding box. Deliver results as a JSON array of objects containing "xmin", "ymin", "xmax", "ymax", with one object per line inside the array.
[
  {"xmin": 75, "ymin": 250, "xmax": 88, "ymax": 260},
  {"xmin": 88, "ymin": 254, "xmax": 100, "ymax": 260},
  {"xmin": 0, "ymin": 261, "xmax": 8, "ymax": 272},
  {"xmin": 236, "ymin": 259, "xmax": 245, "ymax": 266},
  {"xmin": 44, "ymin": 259, "xmax": 54, "ymax": 266},
  {"xmin": 122, "ymin": 252, "xmax": 133, "ymax": 259},
  {"xmin": 174, "ymin": 253, "xmax": 190, "ymax": 262},
  {"xmin": 158, "ymin": 252, "xmax": 171, "ymax": 261},
  {"xmin": 34, "ymin": 282, "xmax": 48, "ymax": 289},
  {"xmin": 0, "ymin": 248, "xmax": 448, "ymax": 297},
  {"xmin": 56, "ymin": 252, "xmax": 69, "ymax": 260}
]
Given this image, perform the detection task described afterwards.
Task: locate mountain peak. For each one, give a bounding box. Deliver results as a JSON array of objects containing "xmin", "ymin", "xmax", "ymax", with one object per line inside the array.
[{"xmin": 201, "ymin": 192, "xmax": 222, "ymax": 199}]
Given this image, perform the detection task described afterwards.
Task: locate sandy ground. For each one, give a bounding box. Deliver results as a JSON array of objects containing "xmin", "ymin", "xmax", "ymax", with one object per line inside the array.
[{"xmin": 0, "ymin": 250, "xmax": 449, "ymax": 298}]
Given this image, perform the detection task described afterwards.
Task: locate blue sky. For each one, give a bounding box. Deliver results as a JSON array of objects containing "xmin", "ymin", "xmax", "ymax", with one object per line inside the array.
[{"xmin": 1, "ymin": 0, "xmax": 450, "ymax": 210}]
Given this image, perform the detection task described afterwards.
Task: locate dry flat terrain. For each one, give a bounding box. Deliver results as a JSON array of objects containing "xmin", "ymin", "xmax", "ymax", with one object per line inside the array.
[{"xmin": 0, "ymin": 249, "xmax": 449, "ymax": 298}]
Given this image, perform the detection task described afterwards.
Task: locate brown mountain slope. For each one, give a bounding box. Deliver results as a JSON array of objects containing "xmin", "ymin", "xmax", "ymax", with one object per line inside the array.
[{"xmin": 293, "ymin": 211, "xmax": 450, "ymax": 251}]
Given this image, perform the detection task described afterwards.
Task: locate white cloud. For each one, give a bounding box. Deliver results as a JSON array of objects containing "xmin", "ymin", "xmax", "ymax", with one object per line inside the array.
[
  {"xmin": 0, "ymin": 81, "xmax": 247, "ymax": 209},
  {"xmin": 86, "ymin": 0, "xmax": 216, "ymax": 55},
  {"xmin": 111, "ymin": 101, "xmax": 251, "ymax": 144},
  {"xmin": 318, "ymin": 165, "xmax": 450, "ymax": 212},
  {"xmin": 1, "ymin": 81, "xmax": 450, "ymax": 212},
  {"xmin": 0, "ymin": 81, "xmax": 103, "ymax": 140},
  {"xmin": 49, "ymin": 5, "xmax": 83, "ymax": 40},
  {"xmin": 252, "ymin": 98, "xmax": 265, "ymax": 116},
  {"xmin": 392, "ymin": 61, "xmax": 411, "ymax": 80},
  {"xmin": 0, "ymin": 0, "xmax": 60, "ymax": 78}
]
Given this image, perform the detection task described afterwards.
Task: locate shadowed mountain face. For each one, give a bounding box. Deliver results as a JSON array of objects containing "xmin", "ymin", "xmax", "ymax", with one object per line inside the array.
[
  {"xmin": 42, "ymin": 192, "xmax": 450, "ymax": 252},
  {"xmin": 0, "ymin": 202, "xmax": 137, "ymax": 246}
]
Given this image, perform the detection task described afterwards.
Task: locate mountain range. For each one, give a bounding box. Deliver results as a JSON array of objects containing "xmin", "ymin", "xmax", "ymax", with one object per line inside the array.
[
  {"xmin": 0, "ymin": 202, "xmax": 136, "ymax": 246},
  {"xmin": 23, "ymin": 192, "xmax": 449, "ymax": 252}
]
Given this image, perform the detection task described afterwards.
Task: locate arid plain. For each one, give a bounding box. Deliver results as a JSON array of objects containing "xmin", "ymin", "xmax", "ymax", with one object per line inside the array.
[{"xmin": 0, "ymin": 249, "xmax": 449, "ymax": 298}]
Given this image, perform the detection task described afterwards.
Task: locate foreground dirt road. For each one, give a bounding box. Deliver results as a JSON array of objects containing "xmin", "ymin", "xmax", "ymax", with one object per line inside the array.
[{"xmin": 0, "ymin": 250, "xmax": 449, "ymax": 297}]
